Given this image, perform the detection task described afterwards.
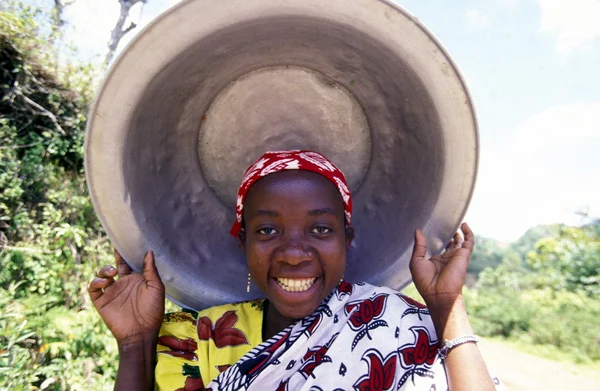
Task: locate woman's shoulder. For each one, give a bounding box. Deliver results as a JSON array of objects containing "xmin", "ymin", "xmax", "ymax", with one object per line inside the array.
[
  {"xmin": 163, "ymin": 299, "xmax": 266, "ymax": 325},
  {"xmin": 345, "ymin": 281, "xmax": 428, "ymax": 308},
  {"xmin": 158, "ymin": 299, "xmax": 265, "ymax": 356},
  {"xmin": 342, "ymin": 281, "xmax": 434, "ymax": 328}
]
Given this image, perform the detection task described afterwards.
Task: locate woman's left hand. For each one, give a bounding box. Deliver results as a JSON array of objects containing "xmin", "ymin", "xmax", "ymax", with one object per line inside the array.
[
  {"xmin": 409, "ymin": 224, "xmax": 496, "ymax": 390},
  {"xmin": 409, "ymin": 222, "xmax": 473, "ymax": 311}
]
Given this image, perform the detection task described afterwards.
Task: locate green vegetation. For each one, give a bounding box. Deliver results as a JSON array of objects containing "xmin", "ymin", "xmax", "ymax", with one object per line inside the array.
[
  {"xmin": 1, "ymin": 3, "xmax": 599, "ymax": 390},
  {"xmin": 465, "ymin": 221, "xmax": 600, "ymax": 363},
  {"xmin": 1, "ymin": 4, "xmax": 117, "ymax": 389}
]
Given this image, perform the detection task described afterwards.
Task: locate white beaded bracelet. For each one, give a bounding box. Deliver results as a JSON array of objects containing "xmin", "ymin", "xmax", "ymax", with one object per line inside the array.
[{"xmin": 438, "ymin": 334, "xmax": 479, "ymax": 361}]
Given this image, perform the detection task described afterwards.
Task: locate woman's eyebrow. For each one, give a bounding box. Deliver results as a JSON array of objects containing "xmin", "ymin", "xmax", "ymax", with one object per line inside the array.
[
  {"xmin": 308, "ymin": 208, "xmax": 336, "ymax": 217},
  {"xmin": 253, "ymin": 210, "xmax": 280, "ymax": 217}
]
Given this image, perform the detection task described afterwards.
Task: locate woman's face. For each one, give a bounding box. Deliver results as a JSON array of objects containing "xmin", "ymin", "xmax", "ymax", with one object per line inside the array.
[{"xmin": 242, "ymin": 170, "xmax": 354, "ymax": 319}]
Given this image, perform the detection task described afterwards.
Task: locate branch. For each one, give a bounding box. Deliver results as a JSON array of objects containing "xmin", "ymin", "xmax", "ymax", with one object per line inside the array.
[
  {"xmin": 0, "ymin": 139, "xmax": 45, "ymax": 150},
  {"xmin": 122, "ymin": 21, "xmax": 138, "ymax": 36},
  {"xmin": 105, "ymin": 0, "xmax": 147, "ymax": 66},
  {"xmin": 16, "ymin": 91, "xmax": 66, "ymax": 135}
]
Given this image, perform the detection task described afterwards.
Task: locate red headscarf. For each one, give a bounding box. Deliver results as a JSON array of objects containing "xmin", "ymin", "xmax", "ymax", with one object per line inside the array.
[{"xmin": 230, "ymin": 150, "xmax": 352, "ymax": 237}]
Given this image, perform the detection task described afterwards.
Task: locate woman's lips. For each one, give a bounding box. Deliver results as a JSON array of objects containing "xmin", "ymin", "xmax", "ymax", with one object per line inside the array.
[{"xmin": 275, "ymin": 277, "xmax": 317, "ymax": 292}]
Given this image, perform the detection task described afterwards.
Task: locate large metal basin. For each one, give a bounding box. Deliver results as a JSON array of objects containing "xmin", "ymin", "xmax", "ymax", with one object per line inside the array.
[{"xmin": 85, "ymin": 0, "xmax": 478, "ymax": 310}]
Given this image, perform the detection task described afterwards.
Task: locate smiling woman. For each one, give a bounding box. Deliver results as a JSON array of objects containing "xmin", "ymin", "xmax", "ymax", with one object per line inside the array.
[{"xmin": 89, "ymin": 150, "xmax": 499, "ymax": 391}]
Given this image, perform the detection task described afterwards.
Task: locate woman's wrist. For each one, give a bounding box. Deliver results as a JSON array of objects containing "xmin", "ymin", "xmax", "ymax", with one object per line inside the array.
[
  {"xmin": 117, "ymin": 331, "xmax": 159, "ymax": 350},
  {"xmin": 115, "ymin": 333, "xmax": 158, "ymax": 391},
  {"xmin": 426, "ymin": 294, "xmax": 473, "ymax": 341}
]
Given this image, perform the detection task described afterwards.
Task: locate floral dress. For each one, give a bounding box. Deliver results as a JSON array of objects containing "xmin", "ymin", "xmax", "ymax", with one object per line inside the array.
[{"xmin": 155, "ymin": 282, "xmax": 502, "ymax": 391}]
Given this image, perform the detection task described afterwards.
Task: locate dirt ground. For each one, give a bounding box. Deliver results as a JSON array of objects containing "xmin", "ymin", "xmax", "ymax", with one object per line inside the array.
[{"xmin": 478, "ymin": 338, "xmax": 600, "ymax": 390}]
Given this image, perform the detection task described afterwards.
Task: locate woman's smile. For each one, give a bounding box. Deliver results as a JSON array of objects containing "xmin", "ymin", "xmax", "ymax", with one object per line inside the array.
[
  {"xmin": 274, "ymin": 277, "xmax": 318, "ymax": 292},
  {"xmin": 270, "ymin": 276, "xmax": 322, "ymax": 304}
]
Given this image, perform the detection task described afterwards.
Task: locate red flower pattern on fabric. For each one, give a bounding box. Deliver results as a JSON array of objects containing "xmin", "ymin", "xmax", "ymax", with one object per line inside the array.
[
  {"xmin": 353, "ymin": 349, "xmax": 397, "ymax": 391},
  {"xmin": 298, "ymin": 333, "xmax": 338, "ymax": 379},
  {"xmin": 157, "ymin": 336, "xmax": 198, "ymax": 361},
  {"xmin": 197, "ymin": 310, "xmax": 249, "ymax": 348},
  {"xmin": 397, "ymin": 294, "xmax": 426, "ymax": 309},
  {"xmin": 397, "ymin": 294, "xmax": 430, "ymax": 320},
  {"xmin": 336, "ymin": 281, "xmax": 354, "ymax": 300},
  {"xmin": 398, "ymin": 328, "xmax": 437, "ymax": 367},
  {"xmin": 346, "ymin": 294, "xmax": 386, "ymax": 328},
  {"xmin": 345, "ymin": 294, "xmax": 389, "ymax": 350},
  {"xmin": 396, "ymin": 327, "xmax": 439, "ymax": 388}
]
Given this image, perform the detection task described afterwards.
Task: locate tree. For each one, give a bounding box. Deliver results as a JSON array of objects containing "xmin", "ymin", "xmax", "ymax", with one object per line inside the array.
[
  {"xmin": 50, "ymin": 0, "xmax": 76, "ymax": 44},
  {"xmin": 511, "ymin": 223, "xmax": 562, "ymax": 259},
  {"xmin": 106, "ymin": 0, "xmax": 148, "ymax": 66},
  {"xmin": 527, "ymin": 221, "xmax": 600, "ymax": 297}
]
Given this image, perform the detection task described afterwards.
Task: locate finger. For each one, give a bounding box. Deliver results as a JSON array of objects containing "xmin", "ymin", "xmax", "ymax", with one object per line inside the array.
[
  {"xmin": 96, "ymin": 265, "xmax": 118, "ymax": 278},
  {"xmin": 460, "ymin": 222, "xmax": 474, "ymax": 252},
  {"xmin": 88, "ymin": 277, "xmax": 115, "ymax": 301},
  {"xmin": 142, "ymin": 250, "xmax": 162, "ymax": 284},
  {"xmin": 115, "ymin": 249, "xmax": 132, "ymax": 277},
  {"xmin": 445, "ymin": 237, "xmax": 456, "ymax": 252},
  {"xmin": 410, "ymin": 229, "xmax": 428, "ymax": 262},
  {"xmin": 454, "ymin": 231, "xmax": 464, "ymax": 248}
]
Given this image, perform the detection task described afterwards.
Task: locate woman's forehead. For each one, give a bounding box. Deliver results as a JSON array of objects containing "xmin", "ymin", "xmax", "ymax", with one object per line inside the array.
[{"xmin": 244, "ymin": 170, "xmax": 344, "ymax": 210}]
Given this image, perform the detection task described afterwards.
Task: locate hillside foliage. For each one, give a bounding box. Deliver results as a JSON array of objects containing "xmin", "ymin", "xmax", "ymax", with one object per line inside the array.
[{"xmin": 1, "ymin": 4, "xmax": 117, "ymax": 390}]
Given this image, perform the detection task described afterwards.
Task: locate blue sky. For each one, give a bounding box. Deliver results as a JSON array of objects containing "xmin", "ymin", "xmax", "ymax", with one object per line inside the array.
[{"xmin": 45, "ymin": 0, "xmax": 600, "ymax": 242}]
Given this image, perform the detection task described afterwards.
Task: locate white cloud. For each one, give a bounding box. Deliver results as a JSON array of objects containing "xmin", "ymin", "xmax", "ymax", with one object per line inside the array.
[
  {"xmin": 465, "ymin": 10, "xmax": 491, "ymax": 29},
  {"xmin": 466, "ymin": 102, "xmax": 600, "ymax": 241},
  {"xmin": 513, "ymin": 102, "xmax": 600, "ymax": 147},
  {"xmin": 497, "ymin": 0, "xmax": 519, "ymax": 9},
  {"xmin": 537, "ymin": 0, "xmax": 600, "ymax": 54}
]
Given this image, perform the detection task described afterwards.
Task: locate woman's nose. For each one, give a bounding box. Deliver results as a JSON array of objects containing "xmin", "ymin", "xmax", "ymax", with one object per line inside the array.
[{"xmin": 277, "ymin": 238, "xmax": 314, "ymax": 265}]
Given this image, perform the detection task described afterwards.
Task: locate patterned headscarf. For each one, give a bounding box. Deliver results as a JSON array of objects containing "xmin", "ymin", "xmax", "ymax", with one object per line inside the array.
[{"xmin": 230, "ymin": 150, "xmax": 352, "ymax": 237}]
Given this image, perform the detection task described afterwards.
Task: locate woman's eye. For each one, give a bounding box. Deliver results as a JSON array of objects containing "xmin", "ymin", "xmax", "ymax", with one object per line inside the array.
[
  {"xmin": 257, "ymin": 227, "xmax": 278, "ymax": 235},
  {"xmin": 311, "ymin": 226, "xmax": 331, "ymax": 234}
]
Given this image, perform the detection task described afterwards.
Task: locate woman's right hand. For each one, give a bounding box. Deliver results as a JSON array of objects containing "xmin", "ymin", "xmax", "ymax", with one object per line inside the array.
[{"xmin": 88, "ymin": 250, "xmax": 165, "ymax": 346}]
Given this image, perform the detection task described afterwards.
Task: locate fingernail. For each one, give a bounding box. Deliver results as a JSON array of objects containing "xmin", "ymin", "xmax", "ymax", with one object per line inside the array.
[{"xmin": 108, "ymin": 266, "xmax": 116, "ymax": 272}]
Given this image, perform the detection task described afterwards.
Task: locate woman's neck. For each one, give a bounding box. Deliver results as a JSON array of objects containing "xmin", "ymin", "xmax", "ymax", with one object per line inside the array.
[{"xmin": 262, "ymin": 301, "xmax": 297, "ymax": 341}]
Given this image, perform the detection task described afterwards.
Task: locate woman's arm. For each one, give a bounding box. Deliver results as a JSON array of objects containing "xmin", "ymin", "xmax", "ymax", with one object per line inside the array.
[
  {"xmin": 409, "ymin": 223, "xmax": 495, "ymax": 391},
  {"xmin": 428, "ymin": 295, "xmax": 494, "ymax": 390},
  {"xmin": 88, "ymin": 250, "xmax": 165, "ymax": 391},
  {"xmin": 115, "ymin": 335, "xmax": 158, "ymax": 391}
]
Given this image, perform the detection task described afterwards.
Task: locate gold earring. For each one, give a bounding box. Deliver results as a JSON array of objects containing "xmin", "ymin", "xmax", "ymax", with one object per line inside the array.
[{"xmin": 247, "ymin": 272, "xmax": 251, "ymax": 293}]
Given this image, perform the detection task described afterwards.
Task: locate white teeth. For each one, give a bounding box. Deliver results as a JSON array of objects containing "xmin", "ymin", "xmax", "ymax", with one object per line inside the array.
[{"xmin": 276, "ymin": 278, "xmax": 317, "ymax": 292}]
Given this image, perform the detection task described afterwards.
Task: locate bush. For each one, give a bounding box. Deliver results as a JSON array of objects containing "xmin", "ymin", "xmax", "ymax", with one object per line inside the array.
[
  {"xmin": 0, "ymin": 283, "xmax": 118, "ymax": 390},
  {"xmin": 465, "ymin": 287, "xmax": 600, "ymax": 363},
  {"xmin": 522, "ymin": 289, "xmax": 600, "ymax": 362},
  {"xmin": 464, "ymin": 288, "xmax": 533, "ymax": 338}
]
